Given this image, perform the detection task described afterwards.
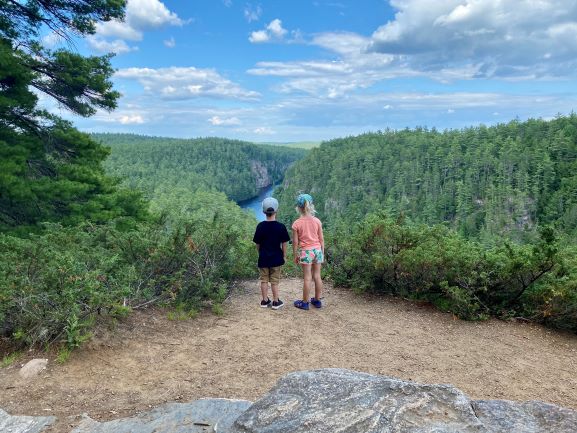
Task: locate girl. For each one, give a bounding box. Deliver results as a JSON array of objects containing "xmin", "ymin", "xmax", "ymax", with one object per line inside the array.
[{"xmin": 292, "ymin": 193, "xmax": 324, "ymax": 310}]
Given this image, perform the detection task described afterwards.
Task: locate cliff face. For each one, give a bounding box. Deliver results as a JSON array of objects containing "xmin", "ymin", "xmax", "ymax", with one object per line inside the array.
[{"xmin": 250, "ymin": 160, "xmax": 271, "ymax": 189}]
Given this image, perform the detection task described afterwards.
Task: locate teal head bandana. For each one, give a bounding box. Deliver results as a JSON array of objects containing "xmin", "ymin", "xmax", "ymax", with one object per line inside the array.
[{"xmin": 296, "ymin": 193, "xmax": 313, "ymax": 208}]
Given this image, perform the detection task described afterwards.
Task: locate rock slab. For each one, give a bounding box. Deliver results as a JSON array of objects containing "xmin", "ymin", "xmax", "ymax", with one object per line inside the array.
[
  {"xmin": 231, "ymin": 368, "xmax": 577, "ymax": 433},
  {"xmin": 71, "ymin": 398, "xmax": 252, "ymax": 433},
  {"xmin": 0, "ymin": 408, "xmax": 55, "ymax": 433}
]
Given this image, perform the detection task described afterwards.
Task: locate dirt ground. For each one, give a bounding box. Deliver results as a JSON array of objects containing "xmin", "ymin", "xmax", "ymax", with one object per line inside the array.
[{"xmin": 1, "ymin": 278, "xmax": 577, "ymax": 432}]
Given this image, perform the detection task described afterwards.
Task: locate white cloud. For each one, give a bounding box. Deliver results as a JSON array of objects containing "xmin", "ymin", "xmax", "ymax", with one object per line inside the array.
[
  {"xmin": 119, "ymin": 114, "xmax": 145, "ymax": 124},
  {"xmin": 223, "ymin": 0, "xmax": 233, "ymax": 7},
  {"xmin": 249, "ymin": 19, "xmax": 289, "ymax": 43},
  {"xmin": 247, "ymin": 31, "xmax": 406, "ymax": 98},
  {"xmin": 368, "ymin": 0, "xmax": 577, "ymax": 79},
  {"xmin": 253, "ymin": 126, "xmax": 275, "ymax": 135},
  {"xmin": 95, "ymin": 19, "xmax": 142, "ymax": 41},
  {"xmin": 41, "ymin": 31, "xmax": 65, "ymax": 48},
  {"xmin": 164, "ymin": 37, "xmax": 176, "ymax": 48},
  {"xmin": 208, "ymin": 116, "xmax": 242, "ymax": 126},
  {"xmin": 91, "ymin": 0, "xmax": 185, "ymax": 54},
  {"xmin": 125, "ymin": 0, "xmax": 184, "ymax": 30},
  {"xmin": 249, "ymin": 30, "xmax": 269, "ymax": 43},
  {"xmin": 244, "ymin": 4, "xmax": 263, "ymax": 22},
  {"xmin": 115, "ymin": 66, "xmax": 260, "ymax": 100},
  {"xmin": 87, "ymin": 37, "xmax": 138, "ymax": 54},
  {"xmin": 312, "ymin": 32, "xmax": 369, "ymax": 56},
  {"xmin": 267, "ymin": 19, "xmax": 287, "ymax": 38}
]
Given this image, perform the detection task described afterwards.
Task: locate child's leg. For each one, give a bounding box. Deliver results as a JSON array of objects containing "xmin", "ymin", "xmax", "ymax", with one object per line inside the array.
[
  {"xmin": 301, "ymin": 264, "xmax": 312, "ymax": 301},
  {"xmin": 260, "ymin": 281, "xmax": 269, "ymax": 301},
  {"xmin": 270, "ymin": 266, "xmax": 281, "ymax": 302},
  {"xmin": 271, "ymin": 283, "xmax": 279, "ymax": 302},
  {"xmin": 312, "ymin": 262, "xmax": 323, "ymax": 300}
]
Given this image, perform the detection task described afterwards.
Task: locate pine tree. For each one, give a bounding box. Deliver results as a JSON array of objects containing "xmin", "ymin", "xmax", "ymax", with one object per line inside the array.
[{"xmin": 0, "ymin": 0, "xmax": 144, "ymax": 233}]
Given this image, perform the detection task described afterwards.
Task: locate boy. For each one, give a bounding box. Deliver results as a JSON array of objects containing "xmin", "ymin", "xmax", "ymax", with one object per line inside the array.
[{"xmin": 252, "ymin": 197, "xmax": 290, "ymax": 310}]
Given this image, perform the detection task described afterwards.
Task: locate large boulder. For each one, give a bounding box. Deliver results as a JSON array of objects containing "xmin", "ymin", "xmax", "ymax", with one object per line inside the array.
[
  {"xmin": 0, "ymin": 408, "xmax": 55, "ymax": 433},
  {"xmin": 231, "ymin": 368, "xmax": 577, "ymax": 433}
]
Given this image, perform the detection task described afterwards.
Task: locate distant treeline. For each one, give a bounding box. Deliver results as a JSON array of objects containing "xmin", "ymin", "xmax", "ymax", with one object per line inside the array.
[
  {"xmin": 94, "ymin": 134, "xmax": 307, "ymax": 202},
  {"xmin": 277, "ymin": 115, "xmax": 577, "ymax": 239}
]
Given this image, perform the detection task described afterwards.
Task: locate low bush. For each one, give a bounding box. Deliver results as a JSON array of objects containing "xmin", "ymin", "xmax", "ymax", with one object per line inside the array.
[
  {"xmin": 0, "ymin": 190, "xmax": 257, "ymax": 349},
  {"xmin": 327, "ymin": 211, "xmax": 576, "ymax": 330}
]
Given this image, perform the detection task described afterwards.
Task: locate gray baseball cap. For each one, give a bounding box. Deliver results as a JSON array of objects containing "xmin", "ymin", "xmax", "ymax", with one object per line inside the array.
[{"xmin": 262, "ymin": 197, "xmax": 279, "ymax": 213}]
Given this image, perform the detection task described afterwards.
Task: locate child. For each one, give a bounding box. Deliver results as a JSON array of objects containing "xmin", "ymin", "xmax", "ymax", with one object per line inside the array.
[
  {"xmin": 292, "ymin": 193, "xmax": 324, "ymax": 310},
  {"xmin": 253, "ymin": 197, "xmax": 290, "ymax": 310}
]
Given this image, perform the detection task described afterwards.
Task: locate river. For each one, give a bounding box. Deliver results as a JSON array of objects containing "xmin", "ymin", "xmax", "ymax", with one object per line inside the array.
[{"xmin": 238, "ymin": 184, "xmax": 276, "ymax": 222}]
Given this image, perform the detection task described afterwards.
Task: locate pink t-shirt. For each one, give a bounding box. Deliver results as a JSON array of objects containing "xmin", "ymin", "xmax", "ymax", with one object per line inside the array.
[{"xmin": 292, "ymin": 216, "xmax": 323, "ymax": 249}]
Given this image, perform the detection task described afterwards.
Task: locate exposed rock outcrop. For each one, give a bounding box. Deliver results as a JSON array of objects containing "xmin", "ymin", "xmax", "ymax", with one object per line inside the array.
[
  {"xmin": 0, "ymin": 408, "xmax": 55, "ymax": 433},
  {"xmin": 231, "ymin": 369, "xmax": 577, "ymax": 433},
  {"xmin": 250, "ymin": 160, "xmax": 271, "ymax": 189}
]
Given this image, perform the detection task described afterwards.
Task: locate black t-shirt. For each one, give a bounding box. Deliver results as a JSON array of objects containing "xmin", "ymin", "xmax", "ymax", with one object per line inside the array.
[{"xmin": 253, "ymin": 220, "xmax": 290, "ymax": 268}]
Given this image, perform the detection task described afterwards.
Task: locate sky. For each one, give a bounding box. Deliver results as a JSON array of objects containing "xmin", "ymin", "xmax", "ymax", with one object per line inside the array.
[{"xmin": 44, "ymin": 0, "xmax": 577, "ymax": 142}]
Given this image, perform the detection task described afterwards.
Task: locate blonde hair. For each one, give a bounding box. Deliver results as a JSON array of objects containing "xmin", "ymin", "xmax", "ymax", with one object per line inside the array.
[{"xmin": 296, "ymin": 201, "xmax": 316, "ymax": 216}]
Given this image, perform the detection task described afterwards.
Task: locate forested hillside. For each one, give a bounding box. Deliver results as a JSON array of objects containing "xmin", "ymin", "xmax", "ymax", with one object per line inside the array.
[
  {"xmin": 277, "ymin": 115, "xmax": 577, "ymax": 332},
  {"xmin": 94, "ymin": 134, "xmax": 307, "ymax": 202},
  {"xmin": 277, "ymin": 115, "xmax": 577, "ymax": 239}
]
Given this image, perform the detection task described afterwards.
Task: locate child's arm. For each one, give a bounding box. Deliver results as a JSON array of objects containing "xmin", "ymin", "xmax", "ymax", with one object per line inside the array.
[
  {"xmin": 282, "ymin": 242, "xmax": 287, "ymax": 261},
  {"xmin": 255, "ymin": 243, "xmax": 260, "ymax": 252},
  {"xmin": 292, "ymin": 229, "xmax": 299, "ymax": 264}
]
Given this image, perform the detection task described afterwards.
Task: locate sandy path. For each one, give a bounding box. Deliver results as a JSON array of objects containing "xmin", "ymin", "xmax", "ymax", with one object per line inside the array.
[{"xmin": 1, "ymin": 278, "xmax": 577, "ymax": 431}]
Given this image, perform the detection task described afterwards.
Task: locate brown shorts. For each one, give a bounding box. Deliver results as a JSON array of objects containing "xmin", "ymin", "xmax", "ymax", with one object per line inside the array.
[{"xmin": 259, "ymin": 267, "xmax": 281, "ymax": 284}]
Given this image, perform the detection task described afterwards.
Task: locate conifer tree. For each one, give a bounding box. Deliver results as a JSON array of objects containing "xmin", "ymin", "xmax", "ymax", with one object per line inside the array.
[{"xmin": 0, "ymin": 1, "xmax": 144, "ymax": 232}]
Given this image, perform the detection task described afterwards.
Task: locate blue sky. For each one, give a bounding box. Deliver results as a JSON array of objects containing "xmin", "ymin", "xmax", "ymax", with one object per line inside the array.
[{"xmin": 44, "ymin": 0, "xmax": 577, "ymax": 142}]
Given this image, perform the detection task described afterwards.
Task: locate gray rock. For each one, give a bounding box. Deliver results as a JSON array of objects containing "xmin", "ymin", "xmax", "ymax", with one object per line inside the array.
[
  {"xmin": 232, "ymin": 369, "xmax": 485, "ymax": 433},
  {"xmin": 231, "ymin": 368, "xmax": 577, "ymax": 433},
  {"xmin": 472, "ymin": 399, "xmax": 577, "ymax": 432},
  {"xmin": 18, "ymin": 359, "xmax": 48, "ymax": 379},
  {"xmin": 0, "ymin": 408, "xmax": 55, "ymax": 433},
  {"xmin": 71, "ymin": 398, "xmax": 252, "ymax": 433}
]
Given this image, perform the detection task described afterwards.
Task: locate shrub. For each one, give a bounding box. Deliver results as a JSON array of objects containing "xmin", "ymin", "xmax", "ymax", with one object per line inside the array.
[
  {"xmin": 327, "ymin": 211, "xmax": 575, "ymax": 329},
  {"xmin": 0, "ymin": 190, "xmax": 257, "ymax": 349}
]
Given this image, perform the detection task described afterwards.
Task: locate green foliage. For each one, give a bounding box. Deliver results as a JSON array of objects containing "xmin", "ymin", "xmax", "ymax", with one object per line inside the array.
[
  {"xmin": 277, "ymin": 116, "xmax": 577, "ymax": 239},
  {"xmin": 0, "ymin": 1, "xmax": 146, "ymax": 234},
  {"xmin": 167, "ymin": 304, "xmax": 198, "ymax": 321},
  {"xmin": 523, "ymin": 244, "xmax": 577, "ymax": 333},
  {"xmin": 94, "ymin": 133, "xmax": 306, "ymax": 203},
  {"xmin": 1, "ymin": 351, "xmax": 20, "ymax": 368},
  {"xmin": 0, "ymin": 190, "xmax": 258, "ymax": 348},
  {"xmin": 0, "ymin": 1, "xmax": 126, "ymax": 41},
  {"xmin": 56, "ymin": 347, "xmax": 71, "ymax": 364},
  {"xmin": 328, "ymin": 211, "xmax": 575, "ymax": 328}
]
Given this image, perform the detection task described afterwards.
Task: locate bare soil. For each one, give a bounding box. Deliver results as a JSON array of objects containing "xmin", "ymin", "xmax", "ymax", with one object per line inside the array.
[{"xmin": 1, "ymin": 279, "xmax": 577, "ymax": 432}]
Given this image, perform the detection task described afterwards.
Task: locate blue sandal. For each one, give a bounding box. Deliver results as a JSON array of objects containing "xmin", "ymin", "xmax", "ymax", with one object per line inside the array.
[
  {"xmin": 294, "ymin": 300, "xmax": 309, "ymax": 310},
  {"xmin": 310, "ymin": 298, "xmax": 322, "ymax": 308}
]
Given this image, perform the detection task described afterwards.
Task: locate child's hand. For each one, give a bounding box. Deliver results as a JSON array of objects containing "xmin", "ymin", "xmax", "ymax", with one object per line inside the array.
[{"xmin": 294, "ymin": 256, "xmax": 299, "ymax": 265}]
